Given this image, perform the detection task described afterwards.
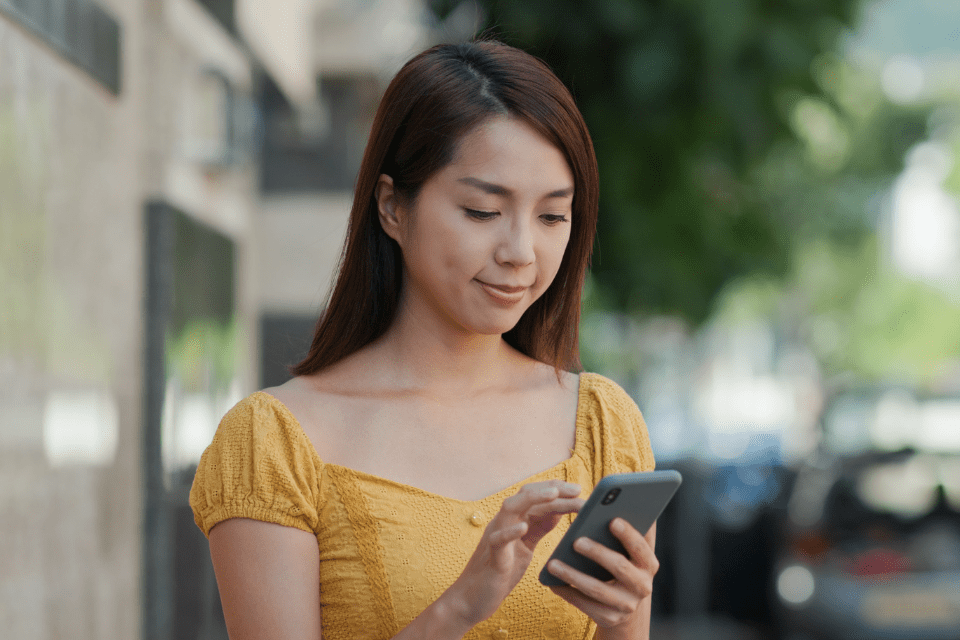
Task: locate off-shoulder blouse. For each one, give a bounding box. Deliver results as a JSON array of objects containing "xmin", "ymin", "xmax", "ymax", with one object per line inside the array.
[{"xmin": 190, "ymin": 372, "xmax": 655, "ymax": 640}]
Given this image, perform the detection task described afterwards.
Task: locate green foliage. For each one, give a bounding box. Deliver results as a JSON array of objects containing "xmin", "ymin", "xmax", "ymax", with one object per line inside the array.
[
  {"xmin": 430, "ymin": 0, "xmax": 930, "ymax": 323},
  {"xmin": 943, "ymin": 113, "xmax": 960, "ymax": 196},
  {"xmin": 799, "ymin": 238, "xmax": 960, "ymax": 386},
  {"xmin": 714, "ymin": 235, "xmax": 960, "ymax": 388},
  {"xmin": 165, "ymin": 317, "xmax": 240, "ymax": 393}
]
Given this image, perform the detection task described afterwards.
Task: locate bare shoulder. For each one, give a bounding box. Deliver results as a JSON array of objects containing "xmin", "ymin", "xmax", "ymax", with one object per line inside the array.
[
  {"xmin": 260, "ymin": 358, "xmax": 369, "ymax": 460},
  {"xmin": 499, "ymin": 357, "xmax": 581, "ymax": 460},
  {"xmin": 263, "ymin": 349, "xmax": 369, "ymax": 406},
  {"xmin": 507, "ymin": 353, "xmax": 580, "ymax": 406},
  {"xmin": 261, "ymin": 375, "xmax": 320, "ymax": 420}
]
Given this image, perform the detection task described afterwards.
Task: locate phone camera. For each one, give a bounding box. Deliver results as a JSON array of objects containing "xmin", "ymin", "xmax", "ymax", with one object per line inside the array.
[{"xmin": 601, "ymin": 488, "xmax": 621, "ymax": 505}]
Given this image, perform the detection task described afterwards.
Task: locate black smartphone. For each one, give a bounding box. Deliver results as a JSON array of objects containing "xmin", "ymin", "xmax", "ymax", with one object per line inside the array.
[{"xmin": 539, "ymin": 470, "xmax": 682, "ymax": 587}]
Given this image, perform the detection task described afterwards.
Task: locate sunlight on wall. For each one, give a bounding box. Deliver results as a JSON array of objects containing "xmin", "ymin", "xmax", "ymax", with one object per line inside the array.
[{"xmin": 42, "ymin": 389, "xmax": 118, "ymax": 467}]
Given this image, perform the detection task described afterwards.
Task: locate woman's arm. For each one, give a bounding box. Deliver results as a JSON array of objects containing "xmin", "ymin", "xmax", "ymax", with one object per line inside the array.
[
  {"xmin": 208, "ymin": 479, "xmax": 585, "ymax": 640},
  {"xmin": 210, "ymin": 519, "xmax": 482, "ymax": 640},
  {"xmin": 210, "ymin": 519, "xmax": 323, "ymax": 640}
]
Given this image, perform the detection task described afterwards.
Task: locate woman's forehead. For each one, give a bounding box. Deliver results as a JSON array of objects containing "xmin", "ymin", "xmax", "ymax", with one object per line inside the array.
[{"xmin": 438, "ymin": 117, "xmax": 574, "ymax": 195}]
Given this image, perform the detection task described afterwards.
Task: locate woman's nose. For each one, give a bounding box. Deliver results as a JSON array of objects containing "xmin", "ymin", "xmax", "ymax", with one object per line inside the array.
[{"xmin": 495, "ymin": 217, "xmax": 536, "ymax": 267}]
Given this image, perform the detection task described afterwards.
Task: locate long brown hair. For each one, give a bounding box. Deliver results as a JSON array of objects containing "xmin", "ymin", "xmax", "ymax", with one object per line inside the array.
[{"xmin": 292, "ymin": 40, "xmax": 599, "ymax": 376}]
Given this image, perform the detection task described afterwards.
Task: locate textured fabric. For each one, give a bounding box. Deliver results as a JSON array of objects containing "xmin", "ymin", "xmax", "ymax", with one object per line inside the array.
[{"xmin": 190, "ymin": 372, "xmax": 655, "ymax": 640}]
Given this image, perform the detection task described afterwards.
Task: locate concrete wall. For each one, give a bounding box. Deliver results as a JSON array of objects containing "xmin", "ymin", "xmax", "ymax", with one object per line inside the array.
[
  {"xmin": 0, "ymin": 1, "xmax": 258, "ymax": 638},
  {"xmin": 256, "ymin": 193, "xmax": 351, "ymax": 315},
  {"xmin": 1, "ymin": 0, "xmax": 436, "ymax": 636},
  {"xmin": 0, "ymin": 1, "xmax": 144, "ymax": 637}
]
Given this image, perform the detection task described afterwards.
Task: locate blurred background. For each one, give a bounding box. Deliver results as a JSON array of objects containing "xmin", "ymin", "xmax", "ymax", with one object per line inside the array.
[{"xmin": 1, "ymin": 0, "xmax": 959, "ymax": 639}]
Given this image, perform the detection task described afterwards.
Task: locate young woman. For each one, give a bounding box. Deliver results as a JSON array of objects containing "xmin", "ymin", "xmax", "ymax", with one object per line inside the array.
[{"xmin": 190, "ymin": 40, "xmax": 658, "ymax": 640}]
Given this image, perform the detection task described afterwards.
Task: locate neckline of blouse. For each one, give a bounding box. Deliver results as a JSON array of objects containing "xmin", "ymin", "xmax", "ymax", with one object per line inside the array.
[{"xmin": 254, "ymin": 372, "xmax": 597, "ymax": 505}]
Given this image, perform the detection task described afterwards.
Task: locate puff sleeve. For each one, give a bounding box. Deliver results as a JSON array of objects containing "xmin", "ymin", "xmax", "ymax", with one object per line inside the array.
[
  {"xmin": 578, "ymin": 374, "xmax": 656, "ymax": 485},
  {"xmin": 189, "ymin": 392, "xmax": 324, "ymax": 537}
]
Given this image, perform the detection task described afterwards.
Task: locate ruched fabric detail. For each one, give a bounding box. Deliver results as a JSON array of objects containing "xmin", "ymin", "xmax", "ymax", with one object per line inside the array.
[{"xmin": 191, "ymin": 394, "xmax": 323, "ymax": 535}]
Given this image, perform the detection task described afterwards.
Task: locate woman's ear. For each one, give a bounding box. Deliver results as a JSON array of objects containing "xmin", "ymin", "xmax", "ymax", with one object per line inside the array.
[{"xmin": 375, "ymin": 174, "xmax": 403, "ymax": 244}]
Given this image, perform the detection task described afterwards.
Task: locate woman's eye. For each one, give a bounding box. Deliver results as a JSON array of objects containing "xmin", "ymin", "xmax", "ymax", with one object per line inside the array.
[
  {"xmin": 464, "ymin": 208, "xmax": 498, "ymax": 220},
  {"xmin": 540, "ymin": 213, "xmax": 570, "ymax": 225}
]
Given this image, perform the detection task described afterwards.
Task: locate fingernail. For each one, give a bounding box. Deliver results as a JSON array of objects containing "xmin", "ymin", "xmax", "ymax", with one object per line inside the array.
[
  {"xmin": 564, "ymin": 482, "xmax": 580, "ymax": 492},
  {"xmin": 612, "ymin": 518, "xmax": 625, "ymax": 533},
  {"xmin": 574, "ymin": 537, "xmax": 590, "ymax": 552}
]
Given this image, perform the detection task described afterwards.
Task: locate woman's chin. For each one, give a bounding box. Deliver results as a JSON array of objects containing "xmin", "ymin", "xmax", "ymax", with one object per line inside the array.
[{"xmin": 464, "ymin": 312, "xmax": 528, "ymax": 337}]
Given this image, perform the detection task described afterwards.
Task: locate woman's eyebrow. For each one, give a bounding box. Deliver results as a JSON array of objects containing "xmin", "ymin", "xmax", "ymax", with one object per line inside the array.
[{"xmin": 457, "ymin": 176, "xmax": 574, "ymax": 199}]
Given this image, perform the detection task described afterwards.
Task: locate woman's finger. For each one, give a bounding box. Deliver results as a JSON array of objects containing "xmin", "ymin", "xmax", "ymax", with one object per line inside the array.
[
  {"xmin": 525, "ymin": 497, "xmax": 585, "ymax": 520},
  {"xmin": 567, "ymin": 535, "xmax": 646, "ymax": 595},
  {"xmin": 546, "ymin": 558, "xmax": 636, "ymax": 612},
  {"xmin": 499, "ymin": 481, "xmax": 580, "ymax": 517},
  {"xmin": 611, "ymin": 518, "xmax": 659, "ymax": 577},
  {"xmin": 544, "ymin": 521, "xmax": 660, "ymax": 629},
  {"xmin": 487, "ymin": 521, "xmax": 528, "ymax": 547},
  {"xmin": 548, "ymin": 583, "xmax": 636, "ymax": 628},
  {"xmin": 520, "ymin": 497, "xmax": 584, "ymax": 543}
]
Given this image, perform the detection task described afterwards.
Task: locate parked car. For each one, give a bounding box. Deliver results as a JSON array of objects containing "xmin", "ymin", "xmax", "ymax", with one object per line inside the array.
[{"xmin": 773, "ymin": 446, "xmax": 960, "ymax": 640}]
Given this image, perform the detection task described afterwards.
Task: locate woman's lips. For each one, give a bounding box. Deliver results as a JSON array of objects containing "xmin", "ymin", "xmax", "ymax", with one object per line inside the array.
[{"xmin": 476, "ymin": 280, "xmax": 528, "ymax": 304}]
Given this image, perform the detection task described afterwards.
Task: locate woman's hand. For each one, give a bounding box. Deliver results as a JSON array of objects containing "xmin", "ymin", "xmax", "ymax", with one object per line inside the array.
[
  {"xmin": 443, "ymin": 479, "xmax": 584, "ymax": 627},
  {"xmin": 546, "ymin": 519, "xmax": 658, "ymax": 637}
]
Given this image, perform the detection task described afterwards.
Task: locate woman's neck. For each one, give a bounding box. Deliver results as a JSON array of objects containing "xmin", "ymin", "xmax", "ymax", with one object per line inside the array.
[{"xmin": 364, "ymin": 306, "xmax": 524, "ymax": 396}]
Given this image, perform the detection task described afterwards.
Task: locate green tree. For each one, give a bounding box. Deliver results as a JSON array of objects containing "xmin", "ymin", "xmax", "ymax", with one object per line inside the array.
[
  {"xmin": 430, "ymin": 0, "xmax": 928, "ymax": 323},
  {"xmin": 709, "ymin": 56, "xmax": 960, "ymax": 388}
]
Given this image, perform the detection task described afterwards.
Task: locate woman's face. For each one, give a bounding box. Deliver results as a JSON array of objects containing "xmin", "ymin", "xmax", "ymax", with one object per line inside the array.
[{"xmin": 377, "ymin": 116, "xmax": 574, "ymax": 338}]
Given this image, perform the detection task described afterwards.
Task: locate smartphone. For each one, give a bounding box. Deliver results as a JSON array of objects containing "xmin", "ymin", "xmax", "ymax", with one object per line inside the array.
[{"xmin": 538, "ymin": 470, "xmax": 682, "ymax": 587}]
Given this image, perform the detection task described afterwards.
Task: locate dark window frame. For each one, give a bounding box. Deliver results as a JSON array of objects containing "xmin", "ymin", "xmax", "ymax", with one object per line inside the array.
[{"xmin": 0, "ymin": 0, "xmax": 122, "ymax": 94}]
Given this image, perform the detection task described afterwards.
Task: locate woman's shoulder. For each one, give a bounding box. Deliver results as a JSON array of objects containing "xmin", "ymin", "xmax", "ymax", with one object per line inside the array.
[
  {"xmin": 575, "ymin": 372, "xmax": 656, "ymax": 474},
  {"xmin": 210, "ymin": 384, "xmax": 321, "ymax": 465},
  {"xmin": 218, "ymin": 387, "xmax": 301, "ymax": 433},
  {"xmin": 258, "ymin": 372, "xmax": 365, "ymax": 465},
  {"xmin": 260, "ymin": 375, "xmax": 318, "ymax": 422},
  {"xmin": 577, "ymin": 372, "xmax": 637, "ymax": 409}
]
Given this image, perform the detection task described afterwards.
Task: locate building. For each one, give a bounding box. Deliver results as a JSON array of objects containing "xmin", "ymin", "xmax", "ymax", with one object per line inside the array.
[{"xmin": 0, "ymin": 0, "xmax": 442, "ymax": 638}]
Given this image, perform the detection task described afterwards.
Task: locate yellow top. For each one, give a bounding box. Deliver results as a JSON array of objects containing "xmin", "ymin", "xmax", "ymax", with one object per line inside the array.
[{"xmin": 190, "ymin": 372, "xmax": 655, "ymax": 640}]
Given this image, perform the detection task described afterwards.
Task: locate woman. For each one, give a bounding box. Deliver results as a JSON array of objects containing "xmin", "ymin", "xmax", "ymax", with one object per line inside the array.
[{"xmin": 191, "ymin": 40, "xmax": 658, "ymax": 640}]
